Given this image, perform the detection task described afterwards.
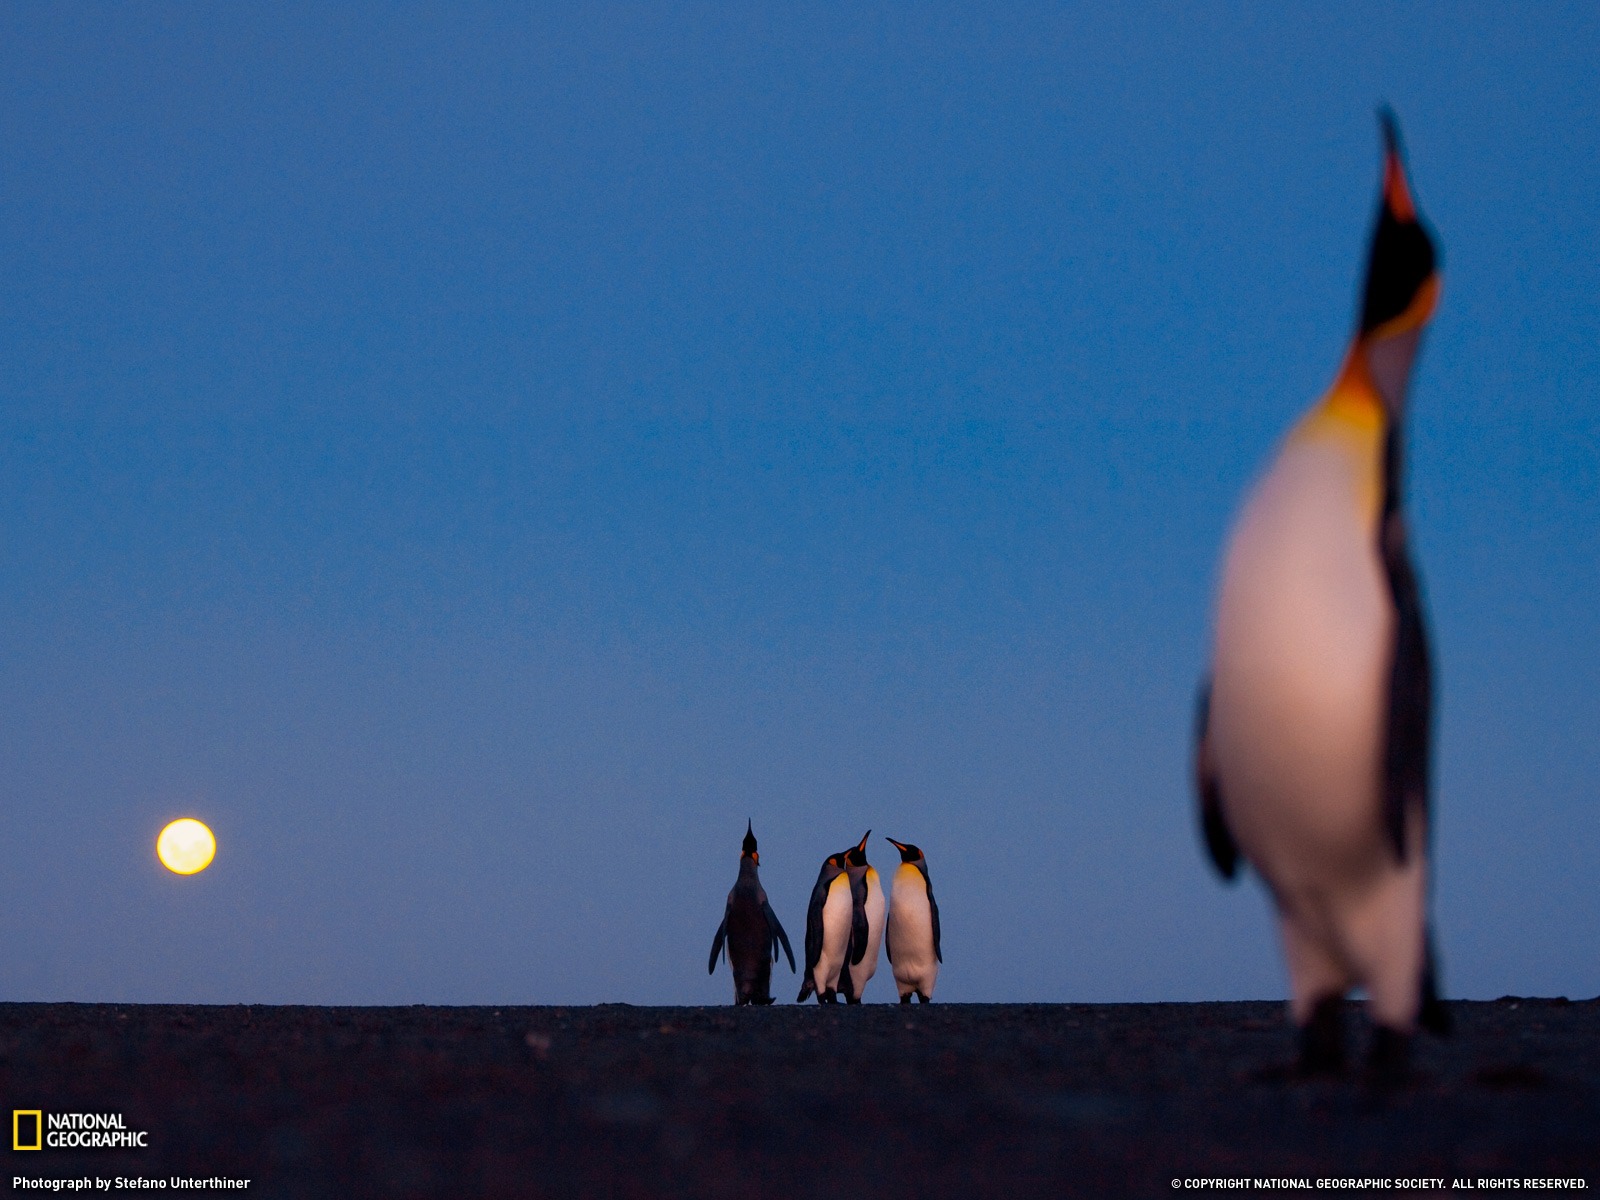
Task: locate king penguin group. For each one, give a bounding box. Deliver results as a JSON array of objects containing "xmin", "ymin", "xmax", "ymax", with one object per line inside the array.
[
  {"xmin": 705, "ymin": 111, "xmax": 1454, "ymax": 1074},
  {"xmin": 710, "ymin": 827, "xmax": 941, "ymax": 1006}
]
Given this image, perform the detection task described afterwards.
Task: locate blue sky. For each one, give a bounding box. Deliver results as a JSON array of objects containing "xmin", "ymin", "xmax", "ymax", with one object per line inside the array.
[{"xmin": 2, "ymin": 3, "xmax": 1595, "ymax": 1005}]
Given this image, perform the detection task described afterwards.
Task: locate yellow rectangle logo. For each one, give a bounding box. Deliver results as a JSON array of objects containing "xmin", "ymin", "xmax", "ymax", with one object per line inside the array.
[{"xmin": 13, "ymin": 1109, "xmax": 43, "ymax": 1151}]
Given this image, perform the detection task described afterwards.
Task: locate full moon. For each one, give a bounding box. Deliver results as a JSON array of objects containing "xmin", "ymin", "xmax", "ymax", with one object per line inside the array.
[{"xmin": 157, "ymin": 818, "xmax": 216, "ymax": 875}]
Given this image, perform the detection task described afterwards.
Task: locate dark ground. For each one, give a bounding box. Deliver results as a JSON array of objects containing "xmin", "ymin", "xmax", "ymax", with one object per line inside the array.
[{"xmin": 3, "ymin": 999, "xmax": 1596, "ymax": 1198}]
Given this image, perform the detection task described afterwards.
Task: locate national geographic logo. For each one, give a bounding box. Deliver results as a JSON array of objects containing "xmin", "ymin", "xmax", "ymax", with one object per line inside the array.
[
  {"xmin": 12, "ymin": 1111, "xmax": 149, "ymax": 1150},
  {"xmin": 12, "ymin": 1112, "xmax": 41, "ymax": 1151}
]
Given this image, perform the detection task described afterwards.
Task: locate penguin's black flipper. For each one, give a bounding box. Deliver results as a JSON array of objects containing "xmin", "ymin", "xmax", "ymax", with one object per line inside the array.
[
  {"xmin": 764, "ymin": 900, "xmax": 796, "ymax": 973},
  {"xmin": 1379, "ymin": 467, "xmax": 1433, "ymax": 866},
  {"xmin": 802, "ymin": 875, "xmax": 829, "ymax": 976},
  {"xmin": 916, "ymin": 859, "xmax": 942, "ymax": 964},
  {"xmin": 837, "ymin": 947, "xmax": 858, "ymax": 1002},
  {"xmin": 847, "ymin": 869, "xmax": 869, "ymax": 966},
  {"xmin": 797, "ymin": 870, "xmax": 831, "ymax": 1001},
  {"xmin": 708, "ymin": 912, "xmax": 728, "ymax": 975},
  {"xmin": 1194, "ymin": 678, "xmax": 1240, "ymax": 880}
]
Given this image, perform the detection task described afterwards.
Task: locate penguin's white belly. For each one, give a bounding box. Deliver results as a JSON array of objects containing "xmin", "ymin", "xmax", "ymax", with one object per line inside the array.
[
  {"xmin": 816, "ymin": 875, "xmax": 852, "ymax": 992},
  {"xmin": 1211, "ymin": 439, "xmax": 1396, "ymax": 890},
  {"xmin": 887, "ymin": 869, "xmax": 937, "ymax": 995},
  {"xmin": 847, "ymin": 871, "xmax": 885, "ymax": 996},
  {"xmin": 1211, "ymin": 434, "xmax": 1430, "ymax": 1027}
]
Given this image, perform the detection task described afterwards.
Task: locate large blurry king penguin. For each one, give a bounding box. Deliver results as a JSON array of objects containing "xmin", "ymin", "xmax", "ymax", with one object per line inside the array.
[
  {"xmin": 797, "ymin": 847, "xmax": 852, "ymax": 1003},
  {"xmin": 708, "ymin": 822, "xmax": 795, "ymax": 1005},
  {"xmin": 838, "ymin": 831, "xmax": 885, "ymax": 1004},
  {"xmin": 1195, "ymin": 110, "xmax": 1452, "ymax": 1073},
  {"xmin": 884, "ymin": 837, "xmax": 941, "ymax": 1003}
]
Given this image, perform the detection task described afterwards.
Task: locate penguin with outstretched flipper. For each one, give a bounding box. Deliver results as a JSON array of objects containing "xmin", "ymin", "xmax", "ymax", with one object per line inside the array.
[{"xmin": 708, "ymin": 822, "xmax": 795, "ymax": 1005}]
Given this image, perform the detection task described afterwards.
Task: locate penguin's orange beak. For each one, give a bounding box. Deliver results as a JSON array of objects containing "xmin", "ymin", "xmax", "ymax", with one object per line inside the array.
[
  {"xmin": 1381, "ymin": 116, "xmax": 1416, "ymax": 223},
  {"xmin": 856, "ymin": 830, "xmax": 871, "ymax": 852}
]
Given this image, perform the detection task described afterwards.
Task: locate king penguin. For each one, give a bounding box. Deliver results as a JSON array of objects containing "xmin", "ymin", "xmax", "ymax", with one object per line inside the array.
[
  {"xmin": 838, "ymin": 831, "xmax": 885, "ymax": 1004},
  {"xmin": 1195, "ymin": 110, "xmax": 1451, "ymax": 1074},
  {"xmin": 708, "ymin": 821, "xmax": 795, "ymax": 1005},
  {"xmin": 884, "ymin": 837, "xmax": 941, "ymax": 1003},
  {"xmin": 796, "ymin": 847, "xmax": 852, "ymax": 1003}
]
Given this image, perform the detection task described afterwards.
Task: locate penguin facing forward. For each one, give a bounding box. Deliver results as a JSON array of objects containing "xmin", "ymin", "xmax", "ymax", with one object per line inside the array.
[
  {"xmin": 1195, "ymin": 110, "xmax": 1451, "ymax": 1075},
  {"xmin": 796, "ymin": 847, "xmax": 852, "ymax": 1004},
  {"xmin": 708, "ymin": 822, "xmax": 795, "ymax": 1005},
  {"xmin": 838, "ymin": 831, "xmax": 885, "ymax": 1004},
  {"xmin": 884, "ymin": 837, "xmax": 941, "ymax": 1003}
]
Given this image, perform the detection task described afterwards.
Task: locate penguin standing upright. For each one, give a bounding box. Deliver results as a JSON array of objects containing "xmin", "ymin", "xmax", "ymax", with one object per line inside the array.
[
  {"xmin": 708, "ymin": 822, "xmax": 795, "ymax": 1005},
  {"xmin": 838, "ymin": 831, "xmax": 885, "ymax": 1004},
  {"xmin": 1195, "ymin": 111, "xmax": 1451, "ymax": 1073},
  {"xmin": 884, "ymin": 837, "xmax": 941, "ymax": 1003},
  {"xmin": 796, "ymin": 848, "xmax": 852, "ymax": 1003}
]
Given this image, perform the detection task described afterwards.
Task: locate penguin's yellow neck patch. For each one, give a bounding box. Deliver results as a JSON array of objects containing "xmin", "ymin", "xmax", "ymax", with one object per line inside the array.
[
  {"xmin": 1287, "ymin": 346, "xmax": 1388, "ymax": 527},
  {"xmin": 1302, "ymin": 348, "xmax": 1386, "ymax": 436}
]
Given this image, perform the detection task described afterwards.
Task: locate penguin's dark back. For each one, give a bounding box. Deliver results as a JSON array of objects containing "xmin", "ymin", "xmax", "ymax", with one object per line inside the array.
[{"xmin": 725, "ymin": 875, "xmax": 774, "ymax": 998}]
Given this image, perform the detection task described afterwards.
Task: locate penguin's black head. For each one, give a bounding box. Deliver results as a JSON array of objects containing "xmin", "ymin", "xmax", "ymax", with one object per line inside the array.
[
  {"xmin": 741, "ymin": 820, "xmax": 759, "ymax": 863},
  {"xmin": 885, "ymin": 837, "xmax": 923, "ymax": 864},
  {"xmin": 1351, "ymin": 110, "xmax": 1442, "ymax": 417},
  {"xmin": 844, "ymin": 830, "xmax": 871, "ymax": 868},
  {"xmin": 1358, "ymin": 109, "xmax": 1440, "ymax": 343}
]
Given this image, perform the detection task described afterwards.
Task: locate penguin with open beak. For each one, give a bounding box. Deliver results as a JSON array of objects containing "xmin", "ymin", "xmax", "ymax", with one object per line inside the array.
[
  {"xmin": 708, "ymin": 821, "xmax": 795, "ymax": 1005},
  {"xmin": 884, "ymin": 837, "xmax": 941, "ymax": 1003},
  {"xmin": 837, "ymin": 830, "xmax": 886, "ymax": 1004},
  {"xmin": 1195, "ymin": 110, "xmax": 1452, "ymax": 1075}
]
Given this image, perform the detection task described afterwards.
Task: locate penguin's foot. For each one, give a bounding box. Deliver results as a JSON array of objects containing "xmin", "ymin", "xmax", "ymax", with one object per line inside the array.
[
  {"xmin": 1367, "ymin": 1026, "xmax": 1412, "ymax": 1085},
  {"xmin": 916, "ymin": 992, "xmax": 930, "ymax": 1004},
  {"xmin": 753, "ymin": 995, "xmax": 776, "ymax": 1006},
  {"xmin": 820, "ymin": 989, "xmax": 837, "ymax": 1005},
  {"xmin": 845, "ymin": 994, "xmax": 861, "ymax": 1005},
  {"xmin": 899, "ymin": 994, "xmax": 912, "ymax": 1005},
  {"xmin": 1297, "ymin": 995, "xmax": 1347, "ymax": 1075}
]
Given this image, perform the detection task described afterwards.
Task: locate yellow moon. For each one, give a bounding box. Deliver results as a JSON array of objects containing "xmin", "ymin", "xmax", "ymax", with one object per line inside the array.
[{"xmin": 157, "ymin": 818, "xmax": 216, "ymax": 875}]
